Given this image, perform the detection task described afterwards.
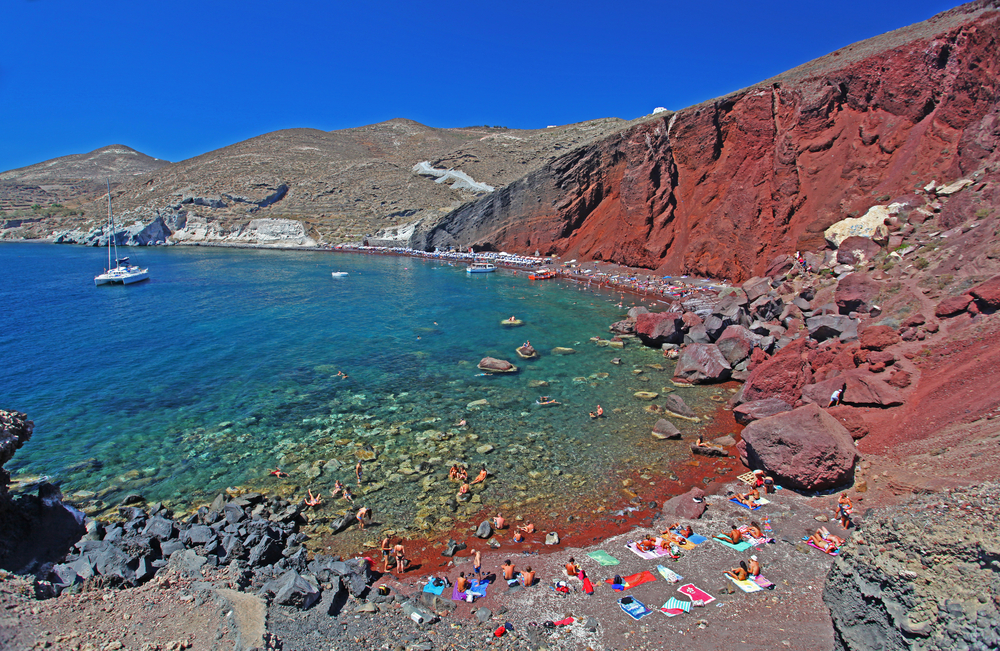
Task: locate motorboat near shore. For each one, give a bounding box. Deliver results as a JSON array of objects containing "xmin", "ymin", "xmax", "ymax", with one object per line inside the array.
[
  {"xmin": 466, "ymin": 261, "xmax": 496, "ymax": 274},
  {"xmin": 331, "ymin": 272, "xmax": 349, "ymax": 277},
  {"xmin": 529, "ymin": 268, "xmax": 556, "ymax": 280}
]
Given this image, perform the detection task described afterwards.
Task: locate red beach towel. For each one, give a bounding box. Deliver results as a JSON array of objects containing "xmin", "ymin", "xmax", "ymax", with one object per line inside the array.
[{"xmin": 605, "ymin": 570, "xmax": 657, "ymax": 590}]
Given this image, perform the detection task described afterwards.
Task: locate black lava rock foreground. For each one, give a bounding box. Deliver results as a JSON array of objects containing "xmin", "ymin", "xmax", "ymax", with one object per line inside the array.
[{"xmin": 824, "ymin": 483, "xmax": 1000, "ymax": 651}]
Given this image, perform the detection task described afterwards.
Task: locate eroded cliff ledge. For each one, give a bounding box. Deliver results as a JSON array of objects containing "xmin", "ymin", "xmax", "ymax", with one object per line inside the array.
[{"xmin": 414, "ymin": 1, "xmax": 1000, "ymax": 282}]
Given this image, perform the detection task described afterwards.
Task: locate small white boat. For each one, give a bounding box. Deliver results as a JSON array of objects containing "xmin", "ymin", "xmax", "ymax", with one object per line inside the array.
[
  {"xmin": 466, "ymin": 262, "xmax": 496, "ymax": 274},
  {"xmin": 331, "ymin": 272, "xmax": 349, "ymax": 278},
  {"xmin": 95, "ymin": 179, "xmax": 149, "ymax": 286}
]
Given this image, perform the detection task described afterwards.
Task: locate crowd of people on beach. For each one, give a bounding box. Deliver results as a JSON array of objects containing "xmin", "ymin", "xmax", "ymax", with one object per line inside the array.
[{"xmin": 331, "ymin": 243, "xmax": 728, "ymax": 302}]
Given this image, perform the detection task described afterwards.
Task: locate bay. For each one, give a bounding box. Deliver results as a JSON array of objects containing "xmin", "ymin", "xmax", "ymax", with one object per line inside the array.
[{"xmin": 1, "ymin": 242, "xmax": 721, "ymax": 528}]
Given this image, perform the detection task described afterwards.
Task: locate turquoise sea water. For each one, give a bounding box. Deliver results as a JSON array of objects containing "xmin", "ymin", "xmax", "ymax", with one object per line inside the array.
[{"xmin": 1, "ymin": 243, "xmax": 725, "ymax": 532}]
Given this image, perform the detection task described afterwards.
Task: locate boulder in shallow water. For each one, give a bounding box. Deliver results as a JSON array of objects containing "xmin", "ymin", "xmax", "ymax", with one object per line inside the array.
[
  {"xmin": 662, "ymin": 394, "xmax": 699, "ymax": 421},
  {"xmin": 652, "ymin": 419, "xmax": 681, "ymax": 440},
  {"xmin": 478, "ymin": 357, "xmax": 517, "ymax": 373}
]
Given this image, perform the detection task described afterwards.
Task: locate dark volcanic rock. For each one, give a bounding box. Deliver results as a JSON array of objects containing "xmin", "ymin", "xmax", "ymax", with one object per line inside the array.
[
  {"xmin": 824, "ymin": 484, "xmax": 1000, "ymax": 651},
  {"xmin": 835, "ymin": 273, "xmax": 879, "ymax": 315},
  {"xmin": 740, "ymin": 403, "xmax": 858, "ymax": 491},
  {"xmin": 0, "ymin": 410, "xmax": 32, "ymax": 502},
  {"xmin": 635, "ymin": 312, "xmax": 683, "ymax": 346},
  {"xmin": 672, "ymin": 343, "xmax": 731, "ymax": 384},
  {"xmin": 733, "ymin": 398, "xmax": 792, "ymax": 425},
  {"xmin": 715, "ymin": 325, "xmax": 755, "ymax": 366},
  {"xmin": 836, "ymin": 236, "xmax": 882, "ymax": 265}
]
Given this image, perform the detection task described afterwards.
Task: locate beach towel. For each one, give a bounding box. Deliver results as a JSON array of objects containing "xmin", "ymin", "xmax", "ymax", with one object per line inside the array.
[
  {"xmin": 423, "ymin": 579, "xmax": 446, "ymax": 596},
  {"xmin": 727, "ymin": 575, "xmax": 763, "ymax": 593},
  {"xmin": 803, "ymin": 537, "xmax": 840, "ymax": 555},
  {"xmin": 553, "ymin": 617, "xmax": 574, "ymax": 626},
  {"xmin": 660, "ymin": 597, "xmax": 693, "ymax": 617},
  {"xmin": 452, "ymin": 585, "xmax": 470, "ymax": 601},
  {"xmin": 678, "ymin": 583, "xmax": 715, "ymax": 605},
  {"xmin": 625, "ymin": 542, "xmax": 659, "ymax": 560},
  {"xmin": 587, "ymin": 550, "xmax": 620, "ymax": 566},
  {"xmin": 605, "ymin": 570, "xmax": 657, "ymax": 591},
  {"xmin": 469, "ymin": 579, "xmax": 488, "ymax": 597},
  {"xmin": 730, "ymin": 497, "xmax": 761, "ymax": 510},
  {"xmin": 618, "ymin": 596, "xmax": 654, "ymax": 620},
  {"xmin": 713, "ymin": 537, "xmax": 753, "ymax": 552},
  {"xmin": 753, "ymin": 575, "xmax": 775, "ymax": 590},
  {"xmin": 672, "ymin": 539, "xmax": 696, "ymax": 551},
  {"xmin": 737, "ymin": 525, "xmax": 774, "ymax": 547},
  {"xmin": 686, "ymin": 534, "xmax": 709, "ymax": 545},
  {"xmin": 656, "ymin": 564, "xmax": 683, "ymax": 583}
]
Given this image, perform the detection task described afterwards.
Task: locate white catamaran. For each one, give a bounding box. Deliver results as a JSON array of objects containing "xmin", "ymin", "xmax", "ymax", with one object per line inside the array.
[{"xmin": 94, "ymin": 179, "xmax": 149, "ymax": 286}]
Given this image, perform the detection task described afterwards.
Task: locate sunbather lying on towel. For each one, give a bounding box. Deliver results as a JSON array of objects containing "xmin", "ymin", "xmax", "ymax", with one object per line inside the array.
[
  {"xmin": 636, "ymin": 536, "xmax": 659, "ymax": 553},
  {"xmin": 718, "ymin": 524, "xmax": 742, "ymax": 545},
  {"xmin": 735, "ymin": 487, "xmax": 760, "ymax": 508},
  {"xmin": 725, "ymin": 561, "xmax": 750, "ymax": 581},
  {"xmin": 809, "ymin": 528, "xmax": 845, "ymax": 553},
  {"xmin": 664, "ymin": 523, "xmax": 693, "ymax": 538},
  {"xmin": 746, "ymin": 521, "xmax": 764, "ymax": 538}
]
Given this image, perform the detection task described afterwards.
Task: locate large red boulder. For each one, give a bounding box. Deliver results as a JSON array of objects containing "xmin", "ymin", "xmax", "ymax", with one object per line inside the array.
[
  {"xmin": 672, "ymin": 343, "xmax": 731, "ymax": 384},
  {"xmin": 715, "ymin": 325, "xmax": 755, "ymax": 366},
  {"xmin": 660, "ymin": 487, "xmax": 707, "ymax": 520},
  {"xmin": 740, "ymin": 403, "xmax": 859, "ymax": 491},
  {"xmin": 969, "ymin": 274, "xmax": 1000, "ymax": 309},
  {"xmin": 740, "ymin": 338, "xmax": 810, "ymax": 405},
  {"xmin": 635, "ymin": 312, "xmax": 684, "ymax": 346},
  {"xmin": 800, "ymin": 376, "xmax": 846, "ymax": 406},
  {"xmin": 835, "ymin": 273, "xmax": 879, "ymax": 315},
  {"xmin": 934, "ymin": 294, "xmax": 973, "ymax": 318},
  {"xmin": 842, "ymin": 373, "xmax": 905, "ymax": 407},
  {"xmin": 859, "ymin": 325, "xmax": 900, "ymax": 351}
]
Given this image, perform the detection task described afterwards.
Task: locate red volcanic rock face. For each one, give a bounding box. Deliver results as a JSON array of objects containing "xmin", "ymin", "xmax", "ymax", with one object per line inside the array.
[
  {"xmin": 672, "ymin": 343, "xmax": 732, "ymax": 384},
  {"xmin": 835, "ymin": 274, "xmax": 880, "ymax": 315},
  {"xmin": 837, "ymin": 237, "xmax": 883, "ymax": 265},
  {"xmin": 741, "ymin": 338, "xmax": 810, "ymax": 405},
  {"xmin": 429, "ymin": 6, "xmax": 1000, "ymax": 282}
]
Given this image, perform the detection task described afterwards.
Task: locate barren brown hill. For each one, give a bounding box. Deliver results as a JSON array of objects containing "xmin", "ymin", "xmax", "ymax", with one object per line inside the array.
[
  {"xmin": 1, "ymin": 118, "xmax": 636, "ymax": 243},
  {"xmin": 0, "ymin": 144, "xmax": 168, "ymax": 213}
]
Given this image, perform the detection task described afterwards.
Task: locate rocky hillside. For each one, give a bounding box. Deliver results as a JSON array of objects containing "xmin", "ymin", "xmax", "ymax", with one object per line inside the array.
[
  {"xmin": 409, "ymin": 1, "xmax": 1000, "ymax": 281},
  {"xmin": 0, "ymin": 145, "xmax": 168, "ymax": 215},
  {"xmin": 1, "ymin": 118, "xmax": 634, "ymax": 246},
  {"xmin": 824, "ymin": 483, "xmax": 1000, "ymax": 651}
]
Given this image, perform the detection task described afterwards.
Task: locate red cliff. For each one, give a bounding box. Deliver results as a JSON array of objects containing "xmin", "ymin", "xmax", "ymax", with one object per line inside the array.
[{"xmin": 418, "ymin": 1, "xmax": 1000, "ymax": 281}]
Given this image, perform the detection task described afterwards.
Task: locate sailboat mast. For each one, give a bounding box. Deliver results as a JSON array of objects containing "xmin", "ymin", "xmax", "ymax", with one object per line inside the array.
[{"xmin": 106, "ymin": 179, "xmax": 113, "ymax": 270}]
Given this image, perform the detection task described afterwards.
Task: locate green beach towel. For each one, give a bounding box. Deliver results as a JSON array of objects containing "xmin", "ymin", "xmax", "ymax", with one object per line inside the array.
[
  {"xmin": 713, "ymin": 537, "xmax": 753, "ymax": 552},
  {"xmin": 587, "ymin": 550, "xmax": 620, "ymax": 566}
]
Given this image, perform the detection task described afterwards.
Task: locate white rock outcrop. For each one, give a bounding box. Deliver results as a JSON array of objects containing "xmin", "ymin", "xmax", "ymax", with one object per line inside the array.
[{"xmin": 824, "ymin": 205, "xmax": 891, "ymax": 248}]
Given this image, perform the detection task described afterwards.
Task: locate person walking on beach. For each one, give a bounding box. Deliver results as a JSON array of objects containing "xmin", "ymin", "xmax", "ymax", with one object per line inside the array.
[
  {"xmin": 837, "ymin": 492, "xmax": 853, "ymax": 528},
  {"xmin": 473, "ymin": 549, "xmax": 482, "ymax": 579},
  {"xmin": 355, "ymin": 460, "xmax": 363, "ymax": 486}
]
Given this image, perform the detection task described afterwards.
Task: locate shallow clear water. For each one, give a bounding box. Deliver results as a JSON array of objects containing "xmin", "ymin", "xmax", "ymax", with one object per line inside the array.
[{"xmin": 1, "ymin": 243, "xmax": 727, "ymax": 531}]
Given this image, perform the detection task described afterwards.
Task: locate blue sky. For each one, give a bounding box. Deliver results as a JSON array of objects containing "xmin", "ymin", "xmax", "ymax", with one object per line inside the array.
[{"xmin": 0, "ymin": 0, "xmax": 958, "ymax": 172}]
